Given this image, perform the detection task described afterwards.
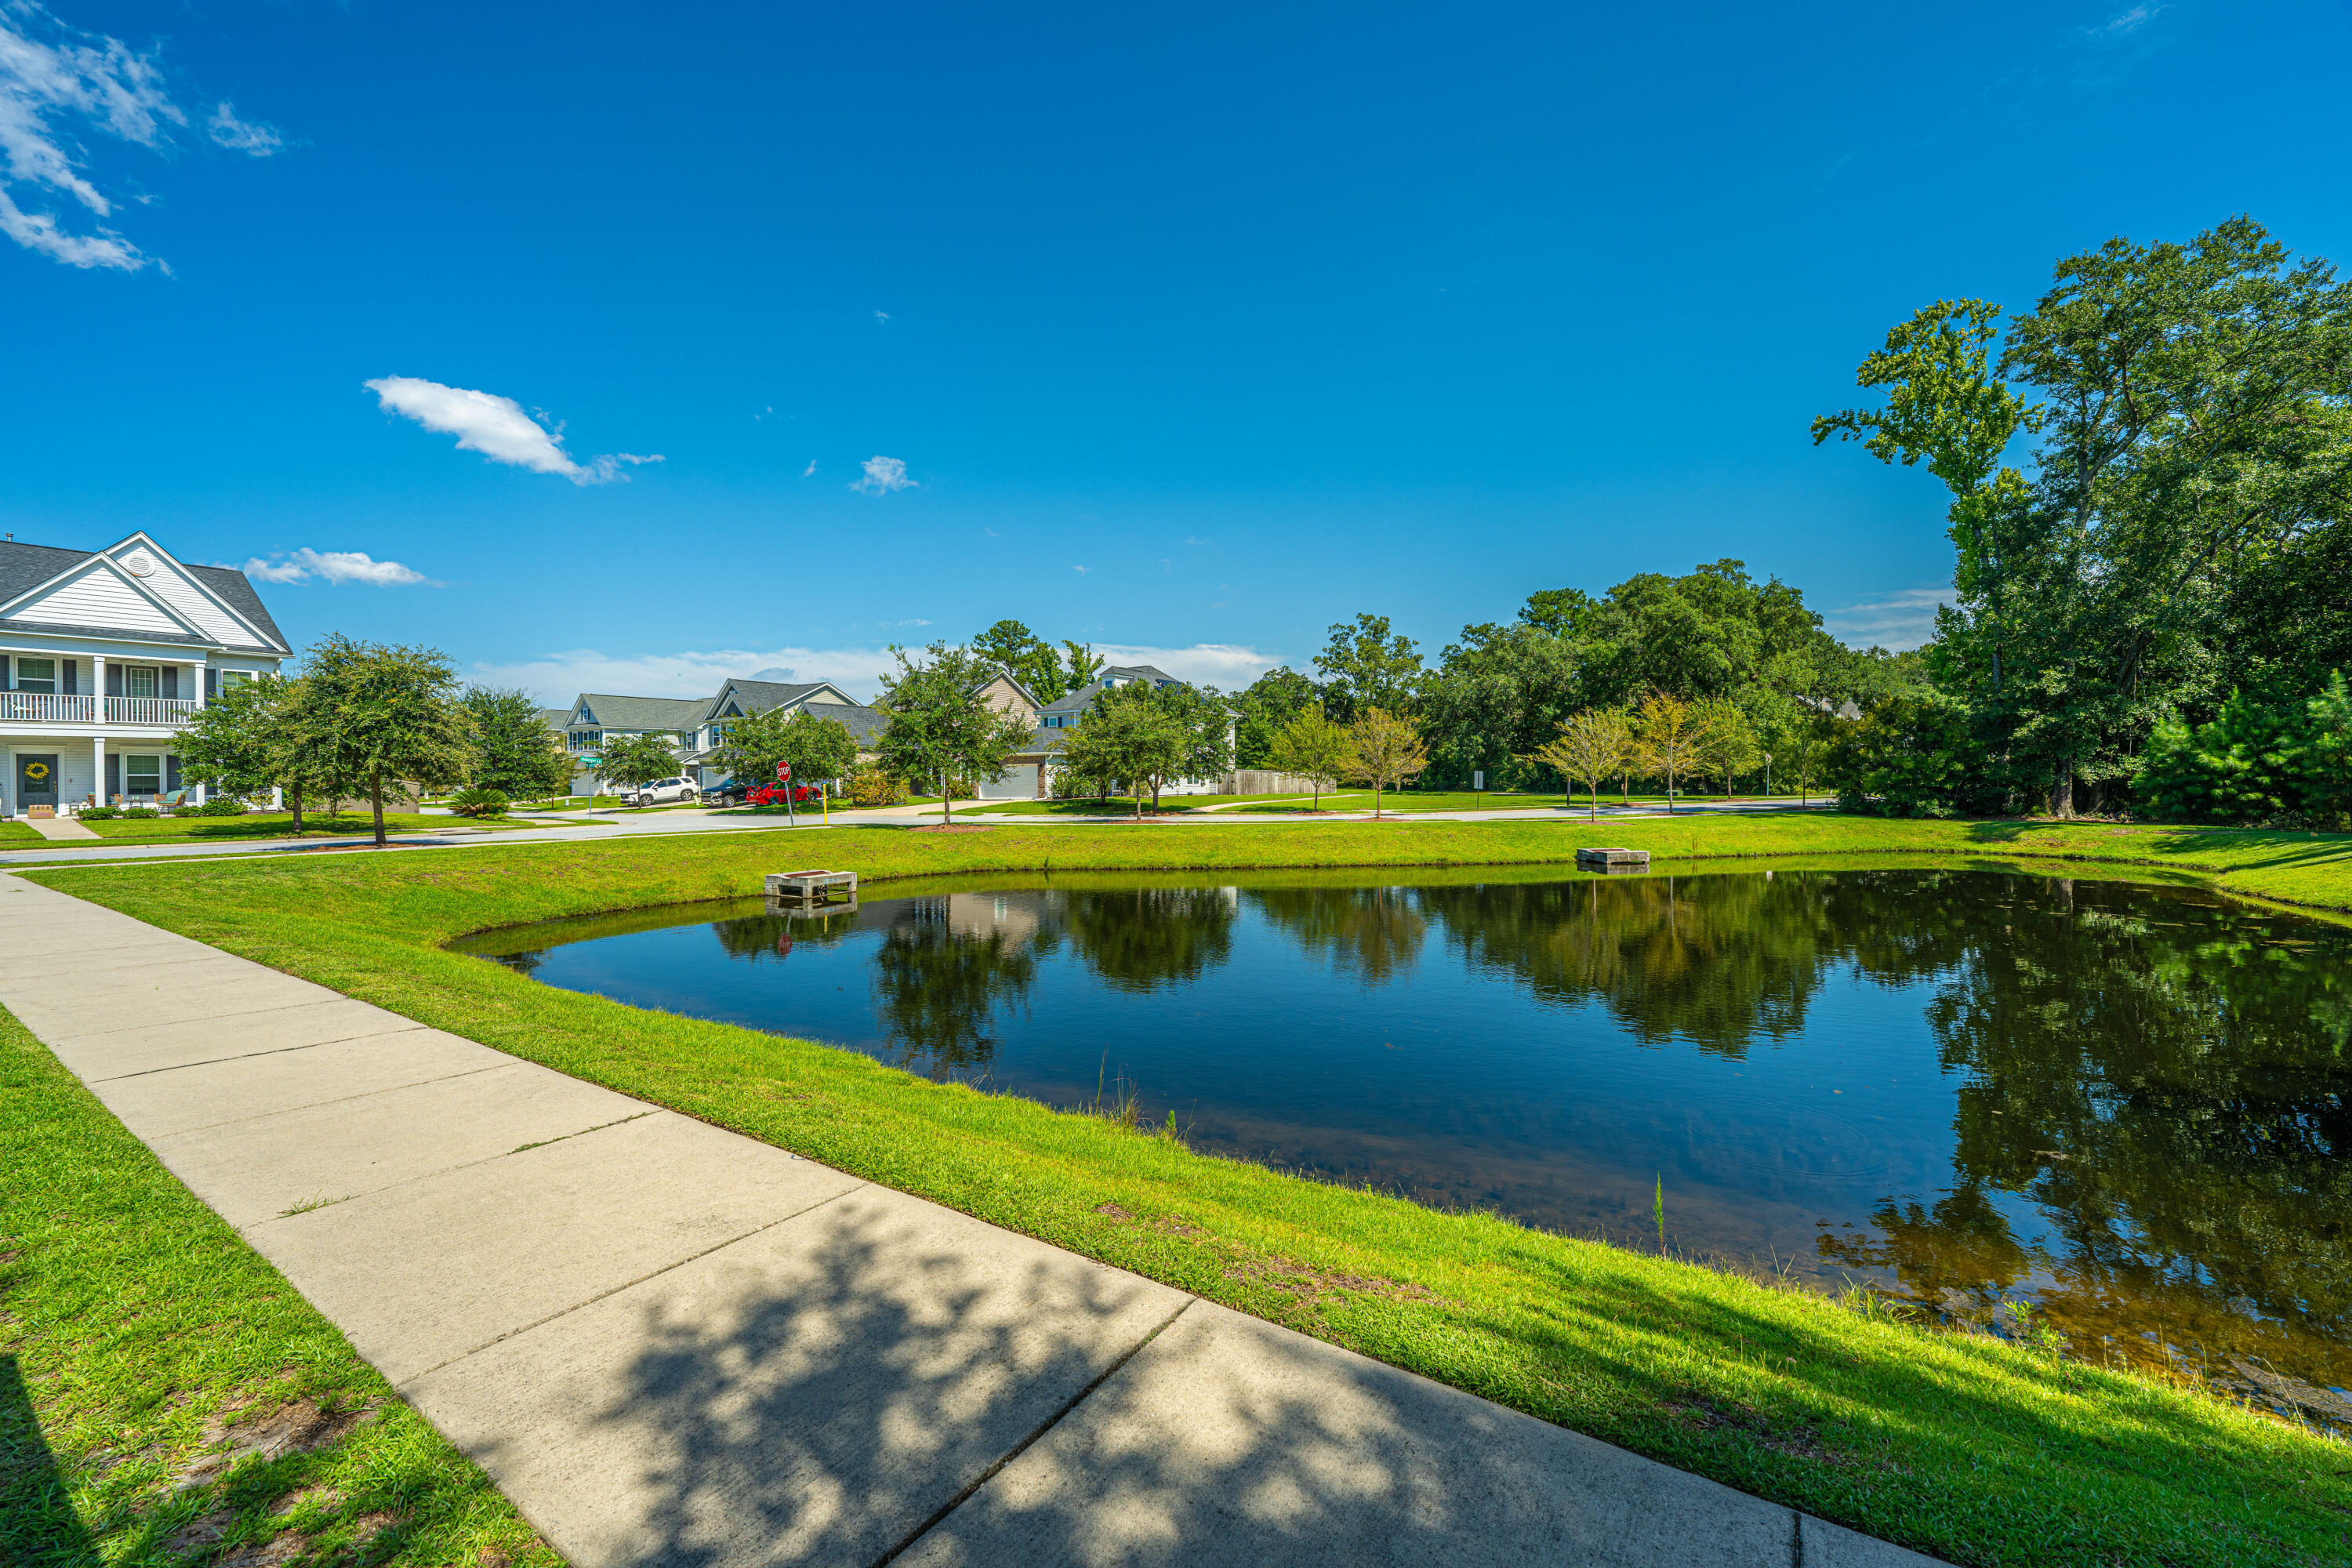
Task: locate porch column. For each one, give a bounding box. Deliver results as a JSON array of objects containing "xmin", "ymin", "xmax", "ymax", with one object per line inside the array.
[
  {"xmin": 93, "ymin": 734, "xmax": 105, "ymax": 809},
  {"xmin": 92, "ymin": 653, "xmax": 106, "ymax": 724},
  {"xmin": 189, "ymin": 658, "xmax": 208, "ymax": 803}
]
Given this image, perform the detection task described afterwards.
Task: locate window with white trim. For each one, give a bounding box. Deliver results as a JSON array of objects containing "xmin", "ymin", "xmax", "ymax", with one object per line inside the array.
[
  {"xmin": 126, "ymin": 755, "xmax": 162, "ymax": 795},
  {"xmin": 15, "ymin": 658, "xmax": 55, "ymax": 694}
]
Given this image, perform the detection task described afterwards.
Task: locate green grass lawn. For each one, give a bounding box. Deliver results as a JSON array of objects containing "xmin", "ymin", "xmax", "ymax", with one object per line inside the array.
[
  {"xmin": 1211, "ymin": 788, "xmax": 1719, "ymax": 813},
  {"xmin": 0, "ymin": 820, "xmax": 43, "ymax": 847},
  {"xmin": 0, "ymin": 1006, "xmax": 557, "ymax": 1568},
  {"xmin": 23, "ymin": 814, "xmax": 2352, "ymax": 1566},
  {"xmin": 961, "ymin": 791, "xmax": 1644, "ymax": 815},
  {"xmin": 60, "ymin": 811, "xmax": 580, "ymax": 846}
]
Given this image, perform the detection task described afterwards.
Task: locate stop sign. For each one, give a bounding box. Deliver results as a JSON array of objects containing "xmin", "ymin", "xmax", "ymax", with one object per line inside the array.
[{"xmin": 775, "ymin": 762, "xmax": 792, "ymax": 782}]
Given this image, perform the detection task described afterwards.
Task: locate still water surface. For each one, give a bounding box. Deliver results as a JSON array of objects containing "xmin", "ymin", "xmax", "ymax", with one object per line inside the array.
[{"xmin": 456, "ymin": 866, "xmax": 2352, "ymax": 1396}]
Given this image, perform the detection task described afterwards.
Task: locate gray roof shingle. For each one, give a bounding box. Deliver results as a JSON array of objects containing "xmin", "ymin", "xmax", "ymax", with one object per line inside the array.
[
  {"xmin": 570, "ymin": 693, "xmax": 713, "ymax": 730},
  {"xmin": 0, "ymin": 539, "xmax": 289, "ymax": 653},
  {"xmin": 1038, "ymin": 664, "xmax": 1186, "ymax": 717}
]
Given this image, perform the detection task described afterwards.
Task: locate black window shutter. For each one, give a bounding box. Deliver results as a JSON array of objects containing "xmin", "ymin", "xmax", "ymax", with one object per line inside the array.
[
  {"xmin": 106, "ymin": 754, "xmax": 120, "ymax": 799},
  {"xmin": 106, "ymin": 666, "xmax": 123, "ymax": 697},
  {"xmin": 162, "ymin": 667, "xmax": 178, "ymax": 699},
  {"xmin": 205, "ymin": 667, "xmax": 218, "ymax": 698},
  {"xmin": 61, "ymin": 660, "xmax": 75, "ymax": 695},
  {"xmin": 167, "ymin": 757, "xmax": 183, "ymax": 791}
]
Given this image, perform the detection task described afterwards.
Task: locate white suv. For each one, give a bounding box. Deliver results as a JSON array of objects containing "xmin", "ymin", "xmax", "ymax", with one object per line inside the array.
[{"xmin": 622, "ymin": 776, "xmax": 700, "ymax": 808}]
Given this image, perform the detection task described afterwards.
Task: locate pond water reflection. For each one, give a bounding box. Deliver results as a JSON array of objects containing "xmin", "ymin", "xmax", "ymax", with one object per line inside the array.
[{"xmin": 456, "ymin": 866, "xmax": 2352, "ymax": 1397}]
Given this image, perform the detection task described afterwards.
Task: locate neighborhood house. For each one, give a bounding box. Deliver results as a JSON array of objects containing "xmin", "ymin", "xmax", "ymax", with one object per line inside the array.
[
  {"xmin": 550, "ymin": 661, "xmax": 1225, "ymax": 801},
  {"xmin": 1, "ymin": 533, "xmax": 290, "ymax": 818}
]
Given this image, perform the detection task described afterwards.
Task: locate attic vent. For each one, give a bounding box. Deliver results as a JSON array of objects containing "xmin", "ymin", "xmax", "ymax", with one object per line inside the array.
[{"xmin": 122, "ymin": 549, "xmax": 158, "ymax": 578}]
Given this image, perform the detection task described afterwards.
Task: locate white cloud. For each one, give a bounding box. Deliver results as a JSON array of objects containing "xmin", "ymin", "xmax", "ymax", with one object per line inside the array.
[
  {"xmin": 802, "ymin": 459, "xmax": 817, "ymax": 477},
  {"xmin": 874, "ymin": 310, "xmax": 889, "ymax": 323},
  {"xmin": 851, "ymin": 455, "xmax": 916, "ymax": 495},
  {"xmin": 206, "ymin": 101, "xmax": 280, "ymax": 155},
  {"xmin": 471, "ymin": 645, "xmax": 905, "ymax": 707},
  {"xmin": 363, "ymin": 376, "xmax": 661, "ymax": 485},
  {"xmin": 1071, "ymin": 564, "xmax": 1088, "ymax": 574},
  {"xmin": 0, "ymin": 4, "xmax": 187, "ymax": 269},
  {"xmin": 1821, "ymin": 587, "xmax": 1951, "ymax": 650},
  {"xmin": 2090, "ymin": 4, "xmax": 2163, "ymax": 36},
  {"xmin": 1092, "ymin": 643, "xmax": 1286, "ymax": 689},
  {"xmin": 241, "ymin": 548, "xmax": 433, "ymax": 587}
]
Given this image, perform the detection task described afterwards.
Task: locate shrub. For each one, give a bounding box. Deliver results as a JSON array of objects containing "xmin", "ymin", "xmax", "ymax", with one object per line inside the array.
[
  {"xmin": 185, "ymin": 798, "xmax": 246, "ymax": 817},
  {"xmin": 2132, "ymin": 673, "xmax": 2352, "ymax": 827},
  {"xmin": 80, "ymin": 806, "xmax": 121, "ymax": 820},
  {"xmin": 448, "ymin": 786, "xmax": 510, "ymax": 818},
  {"xmin": 121, "ymin": 806, "xmax": 162, "ymax": 820},
  {"xmin": 1826, "ymin": 691, "xmax": 2004, "ymax": 818},
  {"xmin": 850, "ymin": 768, "xmax": 906, "ymax": 808}
]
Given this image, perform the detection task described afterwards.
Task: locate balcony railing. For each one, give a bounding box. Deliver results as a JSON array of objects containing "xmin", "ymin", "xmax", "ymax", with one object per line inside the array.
[
  {"xmin": 108, "ymin": 696, "xmax": 199, "ymax": 725},
  {"xmin": 0, "ymin": 692, "xmax": 198, "ymax": 726}
]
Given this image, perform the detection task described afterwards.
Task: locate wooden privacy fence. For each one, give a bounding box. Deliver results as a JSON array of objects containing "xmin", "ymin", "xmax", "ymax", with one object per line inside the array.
[{"xmin": 1216, "ymin": 770, "xmax": 1333, "ymax": 797}]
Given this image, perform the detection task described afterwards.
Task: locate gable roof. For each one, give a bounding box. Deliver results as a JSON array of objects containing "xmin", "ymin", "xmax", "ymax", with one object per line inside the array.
[
  {"xmin": 974, "ymin": 666, "xmax": 1047, "ymax": 711},
  {"xmin": 684, "ymin": 702, "xmax": 891, "ymax": 764},
  {"xmin": 534, "ymin": 708, "xmax": 570, "ymax": 731},
  {"xmin": 707, "ymin": 677, "xmax": 861, "ymax": 720},
  {"xmin": 570, "ymin": 693, "xmax": 713, "ymax": 731},
  {"xmin": 0, "ymin": 535, "xmax": 289, "ymax": 654},
  {"xmin": 1039, "ymin": 664, "xmax": 1188, "ymax": 717}
]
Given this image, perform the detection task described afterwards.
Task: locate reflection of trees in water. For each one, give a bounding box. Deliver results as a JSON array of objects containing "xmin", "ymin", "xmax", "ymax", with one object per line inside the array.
[
  {"xmin": 869, "ymin": 900, "xmax": 1041, "ymax": 1078},
  {"xmin": 1816, "ymin": 883, "xmax": 2352, "ymax": 1384},
  {"xmin": 710, "ymin": 911, "xmax": 862, "ymax": 962},
  {"xmin": 1406, "ymin": 869, "xmax": 2352, "ymax": 1382},
  {"xmin": 1417, "ymin": 874, "xmax": 1884, "ymax": 1055},
  {"xmin": 1059, "ymin": 887, "xmax": 1236, "ymax": 993},
  {"xmin": 1246, "ymin": 887, "xmax": 1426, "ymax": 985}
]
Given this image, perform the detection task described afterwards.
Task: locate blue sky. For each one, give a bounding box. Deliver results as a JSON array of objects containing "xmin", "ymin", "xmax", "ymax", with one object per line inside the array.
[{"xmin": 4, "ymin": 1, "xmax": 2348, "ymax": 702}]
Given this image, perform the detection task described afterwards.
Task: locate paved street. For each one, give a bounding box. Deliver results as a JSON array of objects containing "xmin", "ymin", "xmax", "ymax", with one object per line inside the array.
[
  {"xmin": 0, "ymin": 795, "xmax": 1824, "ymax": 869},
  {"xmin": 0, "ymin": 871, "xmax": 1939, "ymax": 1567}
]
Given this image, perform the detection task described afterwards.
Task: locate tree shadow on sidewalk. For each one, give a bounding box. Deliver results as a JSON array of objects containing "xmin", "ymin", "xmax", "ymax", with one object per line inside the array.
[{"xmin": 454, "ymin": 1192, "xmax": 1782, "ymax": 1568}]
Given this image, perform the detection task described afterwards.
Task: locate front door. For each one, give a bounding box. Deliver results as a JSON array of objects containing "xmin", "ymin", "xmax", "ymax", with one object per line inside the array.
[{"xmin": 16, "ymin": 753, "xmax": 60, "ymax": 811}]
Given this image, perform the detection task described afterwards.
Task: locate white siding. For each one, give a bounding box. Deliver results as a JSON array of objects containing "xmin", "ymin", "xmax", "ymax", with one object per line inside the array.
[
  {"xmin": 127, "ymin": 556, "xmax": 254, "ymax": 645},
  {"xmin": 9, "ymin": 567, "xmax": 188, "ymax": 635}
]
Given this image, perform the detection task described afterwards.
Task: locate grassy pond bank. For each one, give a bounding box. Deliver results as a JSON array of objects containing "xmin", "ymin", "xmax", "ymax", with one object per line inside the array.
[{"xmin": 16, "ymin": 812, "xmax": 2352, "ymax": 1566}]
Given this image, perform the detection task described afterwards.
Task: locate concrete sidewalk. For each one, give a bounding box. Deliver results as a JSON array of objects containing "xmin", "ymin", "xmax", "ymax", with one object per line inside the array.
[{"xmin": 0, "ymin": 873, "xmax": 1943, "ymax": 1568}]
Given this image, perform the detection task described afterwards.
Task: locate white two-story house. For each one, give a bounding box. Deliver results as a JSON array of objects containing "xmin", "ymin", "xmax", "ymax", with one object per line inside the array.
[{"xmin": 1, "ymin": 533, "xmax": 290, "ymax": 816}]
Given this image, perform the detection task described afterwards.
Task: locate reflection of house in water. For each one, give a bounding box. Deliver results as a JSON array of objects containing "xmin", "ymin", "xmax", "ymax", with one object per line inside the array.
[{"xmin": 938, "ymin": 891, "xmax": 1055, "ymax": 943}]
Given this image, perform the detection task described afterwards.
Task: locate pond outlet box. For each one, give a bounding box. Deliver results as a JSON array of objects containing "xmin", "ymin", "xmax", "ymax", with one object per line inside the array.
[
  {"xmin": 1577, "ymin": 848, "xmax": 1650, "ymax": 873},
  {"xmin": 764, "ymin": 869, "xmax": 858, "ymax": 906}
]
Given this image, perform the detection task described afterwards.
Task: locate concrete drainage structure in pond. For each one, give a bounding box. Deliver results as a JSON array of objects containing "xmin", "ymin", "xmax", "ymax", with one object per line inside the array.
[{"xmin": 1576, "ymin": 848, "xmax": 1650, "ymax": 874}]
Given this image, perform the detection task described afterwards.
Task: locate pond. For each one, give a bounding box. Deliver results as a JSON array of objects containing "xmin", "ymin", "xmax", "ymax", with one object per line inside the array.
[{"xmin": 455, "ymin": 865, "xmax": 2352, "ymax": 1400}]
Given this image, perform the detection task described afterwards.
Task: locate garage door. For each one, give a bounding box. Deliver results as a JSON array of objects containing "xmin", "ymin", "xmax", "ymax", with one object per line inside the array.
[{"xmin": 976, "ymin": 764, "xmax": 1040, "ymax": 800}]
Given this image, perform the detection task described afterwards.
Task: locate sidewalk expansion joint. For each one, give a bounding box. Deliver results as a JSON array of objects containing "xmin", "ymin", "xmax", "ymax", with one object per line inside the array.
[
  {"xmin": 45, "ymin": 992, "xmax": 379, "ymax": 1043},
  {"xmin": 510, "ymin": 1109, "xmax": 655, "ymax": 1153},
  {"xmin": 143, "ymin": 1062, "xmax": 514, "ymax": 1140},
  {"xmin": 89, "ymin": 1024, "xmax": 433, "ymax": 1082},
  {"xmin": 870, "ymin": 1294, "xmax": 1198, "ymax": 1568},
  {"xmin": 390, "ymin": 1180, "xmax": 870, "ymax": 1388},
  {"xmin": 241, "ymin": 1101, "xmax": 683, "ymax": 1235}
]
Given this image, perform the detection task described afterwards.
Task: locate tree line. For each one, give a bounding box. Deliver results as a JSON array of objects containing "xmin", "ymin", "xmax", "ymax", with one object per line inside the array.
[{"xmin": 1814, "ymin": 216, "xmax": 2352, "ymax": 823}]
